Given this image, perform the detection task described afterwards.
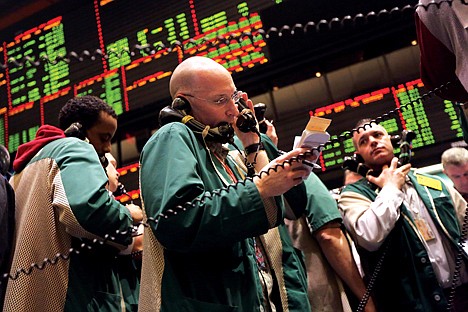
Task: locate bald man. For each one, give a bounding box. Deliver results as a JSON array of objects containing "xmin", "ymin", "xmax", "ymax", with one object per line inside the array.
[{"xmin": 139, "ymin": 56, "xmax": 314, "ymax": 311}]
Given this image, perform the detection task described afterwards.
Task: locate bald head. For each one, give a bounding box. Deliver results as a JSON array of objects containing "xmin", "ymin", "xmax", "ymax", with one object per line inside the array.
[
  {"xmin": 170, "ymin": 56, "xmax": 230, "ymax": 98},
  {"xmin": 168, "ymin": 56, "xmax": 238, "ymax": 126}
]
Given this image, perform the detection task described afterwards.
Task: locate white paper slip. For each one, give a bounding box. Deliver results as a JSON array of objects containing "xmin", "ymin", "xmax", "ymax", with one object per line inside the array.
[{"xmin": 293, "ymin": 115, "xmax": 332, "ymax": 149}]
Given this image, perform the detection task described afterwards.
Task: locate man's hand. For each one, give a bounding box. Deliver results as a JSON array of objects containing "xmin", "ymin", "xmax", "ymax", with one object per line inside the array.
[
  {"xmin": 233, "ymin": 92, "xmax": 260, "ymax": 147},
  {"xmin": 253, "ymin": 148, "xmax": 312, "ymax": 198},
  {"xmin": 264, "ymin": 120, "xmax": 278, "ymax": 146},
  {"xmin": 131, "ymin": 234, "xmax": 143, "ymax": 260},
  {"xmin": 367, "ymin": 157, "xmax": 411, "ymax": 189},
  {"xmin": 126, "ymin": 203, "xmax": 143, "ymax": 224}
]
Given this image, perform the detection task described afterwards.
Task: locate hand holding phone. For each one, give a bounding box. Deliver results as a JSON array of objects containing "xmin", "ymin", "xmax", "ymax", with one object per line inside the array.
[{"xmin": 236, "ymin": 97, "xmax": 258, "ymax": 133}]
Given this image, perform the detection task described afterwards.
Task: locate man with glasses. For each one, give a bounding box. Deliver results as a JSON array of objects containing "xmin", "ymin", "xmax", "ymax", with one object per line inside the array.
[
  {"xmin": 182, "ymin": 89, "xmax": 243, "ymax": 105},
  {"xmin": 139, "ymin": 56, "xmax": 315, "ymax": 311}
]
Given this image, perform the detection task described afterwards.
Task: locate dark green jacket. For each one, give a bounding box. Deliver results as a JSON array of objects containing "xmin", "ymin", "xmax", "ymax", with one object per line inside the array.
[
  {"xmin": 343, "ymin": 171, "xmax": 467, "ymax": 312},
  {"xmin": 139, "ymin": 123, "xmax": 310, "ymax": 311}
]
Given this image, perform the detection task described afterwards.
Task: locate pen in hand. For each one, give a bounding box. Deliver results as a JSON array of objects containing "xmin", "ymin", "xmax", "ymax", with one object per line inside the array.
[{"xmin": 278, "ymin": 150, "xmax": 321, "ymax": 170}]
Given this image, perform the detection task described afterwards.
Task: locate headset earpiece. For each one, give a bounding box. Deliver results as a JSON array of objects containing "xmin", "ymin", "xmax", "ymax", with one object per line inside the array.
[
  {"xmin": 64, "ymin": 122, "xmax": 86, "ymax": 140},
  {"xmin": 159, "ymin": 96, "xmax": 235, "ymax": 144},
  {"xmin": 172, "ymin": 96, "xmax": 190, "ymax": 111},
  {"xmin": 354, "ymin": 153, "xmax": 364, "ymax": 164}
]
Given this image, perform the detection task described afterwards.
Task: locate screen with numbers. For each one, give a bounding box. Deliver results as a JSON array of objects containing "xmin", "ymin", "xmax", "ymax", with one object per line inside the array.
[
  {"xmin": 0, "ymin": 0, "xmax": 279, "ymax": 153},
  {"xmin": 0, "ymin": 0, "xmax": 459, "ymax": 190}
]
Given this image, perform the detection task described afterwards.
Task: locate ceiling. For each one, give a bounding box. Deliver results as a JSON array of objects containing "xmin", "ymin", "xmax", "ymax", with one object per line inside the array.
[{"xmin": 0, "ymin": 0, "xmax": 63, "ymax": 31}]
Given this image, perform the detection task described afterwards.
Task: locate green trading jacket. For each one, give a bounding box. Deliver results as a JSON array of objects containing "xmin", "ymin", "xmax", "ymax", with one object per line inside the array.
[
  {"xmin": 4, "ymin": 137, "xmax": 133, "ymax": 312},
  {"xmin": 342, "ymin": 170, "xmax": 467, "ymax": 312},
  {"xmin": 139, "ymin": 123, "xmax": 310, "ymax": 311}
]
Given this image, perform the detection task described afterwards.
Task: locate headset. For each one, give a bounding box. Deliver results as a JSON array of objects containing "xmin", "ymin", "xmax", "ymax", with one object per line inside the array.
[
  {"xmin": 159, "ymin": 95, "xmax": 258, "ymax": 144},
  {"xmin": 63, "ymin": 121, "xmax": 109, "ymax": 168},
  {"xmin": 342, "ymin": 130, "xmax": 416, "ymax": 177},
  {"xmin": 64, "ymin": 122, "xmax": 86, "ymax": 140}
]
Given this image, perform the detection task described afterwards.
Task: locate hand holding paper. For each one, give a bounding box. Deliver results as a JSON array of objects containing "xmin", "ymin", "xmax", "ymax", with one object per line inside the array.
[
  {"xmin": 293, "ymin": 115, "xmax": 332, "ymax": 169},
  {"xmin": 293, "ymin": 115, "xmax": 331, "ymax": 149}
]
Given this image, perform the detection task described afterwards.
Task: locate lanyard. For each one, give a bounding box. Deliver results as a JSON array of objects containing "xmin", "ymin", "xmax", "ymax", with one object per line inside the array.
[{"xmin": 214, "ymin": 153, "xmax": 238, "ymax": 183}]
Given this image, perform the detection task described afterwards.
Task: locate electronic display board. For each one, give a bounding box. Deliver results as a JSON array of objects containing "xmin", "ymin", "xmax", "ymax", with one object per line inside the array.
[
  {"xmin": 114, "ymin": 78, "xmax": 463, "ymax": 194},
  {"xmin": 0, "ymin": 0, "xmax": 462, "ymax": 191},
  {"xmin": 0, "ymin": 0, "xmax": 276, "ymax": 153},
  {"xmin": 115, "ymin": 162, "xmax": 141, "ymax": 206}
]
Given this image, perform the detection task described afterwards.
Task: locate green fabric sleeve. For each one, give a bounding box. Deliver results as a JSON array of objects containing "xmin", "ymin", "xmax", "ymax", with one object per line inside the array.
[
  {"xmin": 140, "ymin": 123, "xmax": 271, "ymax": 252},
  {"xmin": 261, "ymin": 134, "xmax": 340, "ymax": 229},
  {"xmin": 261, "ymin": 134, "xmax": 309, "ymax": 218},
  {"xmin": 302, "ymin": 172, "xmax": 342, "ymax": 232},
  {"xmin": 43, "ymin": 138, "xmax": 133, "ymax": 246}
]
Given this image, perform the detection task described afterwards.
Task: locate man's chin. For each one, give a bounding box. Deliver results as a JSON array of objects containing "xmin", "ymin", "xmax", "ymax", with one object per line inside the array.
[
  {"xmin": 372, "ymin": 149, "xmax": 391, "ymax": 159},
  {"xmin": 371, "ymin": 155, "xmax": 392, "ymax": 167}
]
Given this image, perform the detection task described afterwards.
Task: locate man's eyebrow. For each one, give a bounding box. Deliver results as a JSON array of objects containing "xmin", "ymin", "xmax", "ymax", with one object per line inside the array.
[{"xmin": 358, "ymin": 133, "xmax": 369, "ymax": 143}]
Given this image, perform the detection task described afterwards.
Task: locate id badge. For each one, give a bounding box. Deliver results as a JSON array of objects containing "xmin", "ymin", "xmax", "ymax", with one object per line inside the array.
[{"xmin": 415, "ymin": 218, "xmax": 436, "ymax": 241}]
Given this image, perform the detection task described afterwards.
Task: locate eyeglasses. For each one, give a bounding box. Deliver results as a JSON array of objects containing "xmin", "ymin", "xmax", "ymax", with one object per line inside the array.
[{"xmin": 183, "ymin": 90, "xmax": 242, "ymax": 106}]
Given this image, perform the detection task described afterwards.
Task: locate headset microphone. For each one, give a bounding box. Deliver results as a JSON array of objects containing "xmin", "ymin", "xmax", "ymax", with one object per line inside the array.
[{"xmin": 158, "ymin": 97, "xmax": 235, "ymax": 144}]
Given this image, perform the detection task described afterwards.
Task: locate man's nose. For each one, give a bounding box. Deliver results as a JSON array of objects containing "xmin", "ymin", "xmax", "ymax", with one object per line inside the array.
[
  {"xmin": 228, "ymin": 100, "xmax": 240, "ymax": 116},
  {"xmin": 103, "ymin": 142, "xmax": 112, "ymax": 154},
  {"xmin": 369, "ymin": 136, "xmax": 378, "ymax": 146}
]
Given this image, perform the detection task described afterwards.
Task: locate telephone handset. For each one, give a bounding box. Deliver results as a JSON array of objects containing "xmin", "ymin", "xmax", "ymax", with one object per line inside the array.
[
  {"xmin": 64, "ymin": 122, "xmax": 86, "ymax": 140},
  {"xmin": 236, "ymin": 97, "xmax": 259, "ymax": 134},
  {"xmin": 254, "ymin": 103, "xmax": 267, "ymax": 134},
  {"xmin": 395, "ymin": 130, "xmax": 416, "ymax": 167},
  {"xmin": 158, "ymin": 97, "xmax": 235, "ymax": 144},
  {"xmin": 64, "ymin": 121, "xmax": 109, "ymax": 168},
  {"xmin": 342, "ymin": 130, "xmax": 416, "ymax": 177},
  {"xmin": 158, "ymin": 95, "xmax": 259, "ymax": 144}
]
